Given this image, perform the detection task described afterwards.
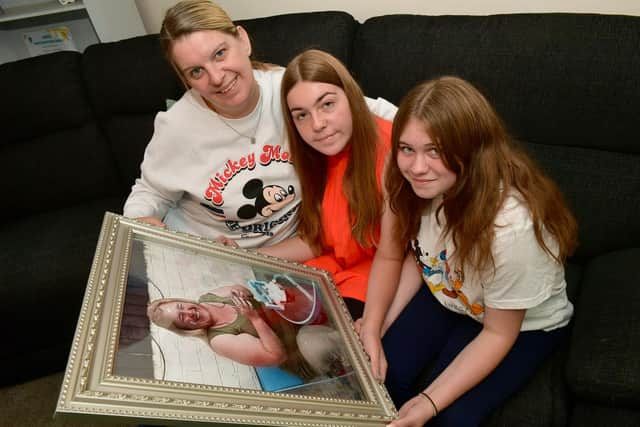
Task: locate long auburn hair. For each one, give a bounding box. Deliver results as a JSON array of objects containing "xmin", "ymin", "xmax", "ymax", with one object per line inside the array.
[
  {"xmin": 386, "ymin": 76, "xmax": 578, "ymax": 273},
  {"xmin": 159, "ymin": 0, "xmax": 267, "ymax": 88},
  {"xmin": 281, "ymin": 49, "xmax": 383, "ymax": 251}
]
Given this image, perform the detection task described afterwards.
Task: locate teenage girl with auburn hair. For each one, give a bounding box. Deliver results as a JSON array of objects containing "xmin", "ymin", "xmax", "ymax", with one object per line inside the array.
[
  {"xmin": 260, "ymin": 49, "xmax": 401, "ymax": 319},
  {"xmin": 360, "ymin": 76, "xmax": 577, "ymax": 426}
]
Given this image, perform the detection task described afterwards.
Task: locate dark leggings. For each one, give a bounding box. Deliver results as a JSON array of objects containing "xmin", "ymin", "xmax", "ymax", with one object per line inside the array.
[{"xmin": 383, "ymin": 285, "xmax": 567, "ymax": 427}]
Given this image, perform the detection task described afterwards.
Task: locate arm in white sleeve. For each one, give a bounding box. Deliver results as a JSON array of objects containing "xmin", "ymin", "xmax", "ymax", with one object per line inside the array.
[
  {"xmin": 365, "ymin": 96, "xmax": 398, "ymax": 121},
  {"xmin": 123, "ymin": 175, "xmax": 180, "ymax": 220},
  {"xmin": 122, "ymin": 112, "xmax": 184, "ymax": 220}
]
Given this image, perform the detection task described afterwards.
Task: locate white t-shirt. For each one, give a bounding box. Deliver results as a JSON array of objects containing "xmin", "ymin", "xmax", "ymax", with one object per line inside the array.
[{"xmin": 412, "ymin": 194, "xmax": 573, "ymax": 331}]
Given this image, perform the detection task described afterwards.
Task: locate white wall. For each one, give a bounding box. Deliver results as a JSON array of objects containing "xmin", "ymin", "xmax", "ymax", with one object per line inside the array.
[
  {"xmin": 135, "ymin": 0, "xmax": 175, "ymax": 34},
  {"xmin": 85, "ymin": 0, "xmax": 147, "ymax": 42},
  {"xmin": 136, "ymin": 0, "xmax": 640, "ymax": 34}
]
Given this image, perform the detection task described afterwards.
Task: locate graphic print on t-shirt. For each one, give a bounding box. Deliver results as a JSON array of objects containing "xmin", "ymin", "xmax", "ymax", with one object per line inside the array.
[
  {"xmin": 236, "ymin": 178, "xmax": 295, "ymax": 219},
  {"xmin": 412, "ymin": 240, "xmax": 484, "ymax": 316},
  {"xmin": 203, "ymin": 152, "xmax": 257, "ymax": 216},
  {"xmin": 200, "ymin": 144, "xmax": 298, "ymax": 238}
]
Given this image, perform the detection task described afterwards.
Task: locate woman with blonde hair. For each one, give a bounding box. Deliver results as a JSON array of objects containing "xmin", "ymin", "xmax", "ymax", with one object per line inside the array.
[
  {"xmin": 123, "ymin": 0, "xmax": 395, "ymax": 251},
  {"xmin": 360, "ymin": 76, "xmax": 578, "ymax": 426},
  {"xmin": 259, "ymin": 49, "xmax": 402, "ymax": 319},
  {"xmin": 147, "ymin": 285, "xmax": 320, "ymax": 379}
]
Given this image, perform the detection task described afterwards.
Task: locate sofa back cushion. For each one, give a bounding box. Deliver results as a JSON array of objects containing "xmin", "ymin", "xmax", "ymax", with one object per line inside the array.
[
  {"xmin": 352, "ymin": 13, "xmax": 640, "ymax": 259},
  {"xmin": 238, "ymin": 11, "xmax": 358, "ymax": 68},
  {"xmin": 82, "ymin": 35, "xmax": 184, "ymax": 190},
  {"xmin": 0, "ymin": 51, "xmax": 122, "ymax": 221}
]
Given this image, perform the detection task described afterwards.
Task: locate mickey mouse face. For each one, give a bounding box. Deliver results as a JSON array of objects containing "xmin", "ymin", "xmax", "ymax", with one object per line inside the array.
[{"xmin": 237, "ymin": 178, "xmax": 296, "ymax": 220}]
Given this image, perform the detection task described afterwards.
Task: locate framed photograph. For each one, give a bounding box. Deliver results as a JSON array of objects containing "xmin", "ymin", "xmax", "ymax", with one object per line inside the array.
[{"xmin": 56, "ymin": 212, "xmax": 397, "ymax": 426}]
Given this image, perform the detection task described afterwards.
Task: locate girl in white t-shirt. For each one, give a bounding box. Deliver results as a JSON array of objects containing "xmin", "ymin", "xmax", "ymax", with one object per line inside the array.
[{"xmin": 359, "ymin": 76, "xmax": 578, "ymax": 426}]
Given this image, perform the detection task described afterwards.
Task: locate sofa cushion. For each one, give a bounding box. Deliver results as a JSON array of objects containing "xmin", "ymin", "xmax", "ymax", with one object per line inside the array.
[
  {"xmin": 0, "ymin": 52, "xmax": 122, "ymax": 221},
  {"xmin": 1, "ymin": 51, "xmax": 89, "ymax": 143},
  {"xmin": 521, "ymin": 142, "xmax": 640, "ymax": 260},
  {"xmin": 100, "ymin": 113, "xmax": 157, "ymax": 195},
  {"xmin": 0, "ymin": 124, "xmax": 123, "ymax": 222},
  {"xmin": 82, "ymin": 35, "xmax": 183, "ymax": 189},
  {"xmin": 238, "ymin": 11, "xmax": 358, "ymax": 67},
  {"xmin": 352, "ymin": 13, "xmax": 640, "ymax": 154},
  {"xmin": 82, "ymin": 35, "xmax": 183, "ymax": 119},
  {"xmin": 563, "ymin": 261, "xmax": 582, "ymax": 304},
  {"xmin": 570, "ymin": 402, "xmax": 640, "ymax": 427},
  {"xmin": 566, "ymin": 248, "xmax": 640, "ymax": 407},
  {"xmin": 0, "ymin": 198, "xmax": 124, "ymax": 385},
  {"xmin": 483, "ymin": 348, "xmax": 569, "ymax": 427}
]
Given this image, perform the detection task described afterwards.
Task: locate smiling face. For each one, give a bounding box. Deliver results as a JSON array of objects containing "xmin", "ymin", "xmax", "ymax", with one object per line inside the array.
[
  {"xmin": 286, "ymin": 81, "xmax": 353, "ymax": 156},
  {"xmin": 158, "ymin": 300, "xmax": 213, "ymax": 330},
  {"xmin": 397, "ymin": 116, "xmax": 457, "ymax": 200},
  {"xmin": 171, "ymin": 27, "xmax": 257, "ymax": 118}
]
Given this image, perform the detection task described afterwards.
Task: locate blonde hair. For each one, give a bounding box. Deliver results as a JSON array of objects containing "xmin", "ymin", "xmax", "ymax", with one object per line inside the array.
[
  {"xmin": 147, "ymin": 297, "xmax": 206, "ymax": 337},
  {"xmin": 386, "ymin": 76, "xmax": 578, "ymax": 272},
  {"xmin": 147, "ymin": 296, "xmax": 317, "ymax": 379},
  {"xmin": 159, "ymin": 0, "xmax": 265, "ymax": 87},
  {"xmin": 281, "ymin": 49, "xmax": 384, "ymax": 251}
]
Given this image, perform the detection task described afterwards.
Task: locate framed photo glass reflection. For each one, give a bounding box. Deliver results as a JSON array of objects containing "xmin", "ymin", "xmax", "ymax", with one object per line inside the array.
[{"xmin": 56, "ymin": 212, "xmax": 396, "ymax": 426}]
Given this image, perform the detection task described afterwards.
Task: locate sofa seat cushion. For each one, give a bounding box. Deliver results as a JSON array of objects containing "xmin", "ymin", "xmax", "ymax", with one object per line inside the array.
[
  {"xmin": 570, "ymin": 402, "xmax": 640, "ymax": 427},
  {"xmin": 483, "ymin": 348, "xmax": 569, "ymax": 427},
  {"xmin": 0, "ymin": 198, "xmax": 124, "ymax": 385},
  {"xmin": 566, "ymin": 248, "xmax": 640, "ymax": 407}
]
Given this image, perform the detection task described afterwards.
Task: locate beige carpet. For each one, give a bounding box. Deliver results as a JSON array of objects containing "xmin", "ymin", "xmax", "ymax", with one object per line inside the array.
[{"xmin": 0, "ymin": 372, "xmax": 134, "ymax": 427}]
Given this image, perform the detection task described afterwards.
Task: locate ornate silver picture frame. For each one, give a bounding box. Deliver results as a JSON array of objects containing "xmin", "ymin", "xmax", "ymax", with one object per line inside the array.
[{"xmin": 56, "ymin": 212, "xmax": 396, "ymax": 426}]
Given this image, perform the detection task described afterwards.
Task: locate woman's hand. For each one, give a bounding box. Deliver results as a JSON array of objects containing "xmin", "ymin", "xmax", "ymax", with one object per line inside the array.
[
  {"xmin": 229, "ymin": 285, "xmax": 252, "ymax": 299},
  {"xmin": 216, "ymin": 235, "xmax": 240, "ymax": 247},
  {"xmin": 230, "ymin": 290, "xmax": 260, "ymax": 320},
  {"xmin": 359, "ymin": 323, "xmax": 387, "ymax": 382},
  {"xmin": 135, "ymin": 216, "xmax": 166, "ymax": 227},
  {"xmin": 387, "ymin": 394, "xmax": 435, "ymax": 427}
]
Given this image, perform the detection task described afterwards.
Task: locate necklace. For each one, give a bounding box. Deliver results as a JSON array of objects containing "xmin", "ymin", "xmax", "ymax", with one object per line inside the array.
[{"xmin": 213, "ymin": 89, "xmax": 263, "ymax": 144}]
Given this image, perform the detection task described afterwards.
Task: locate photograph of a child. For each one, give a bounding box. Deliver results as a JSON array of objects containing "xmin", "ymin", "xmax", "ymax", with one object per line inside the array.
[{"xmin": 115, "ymin": 236, "xmax": 363, "ymax": 400}]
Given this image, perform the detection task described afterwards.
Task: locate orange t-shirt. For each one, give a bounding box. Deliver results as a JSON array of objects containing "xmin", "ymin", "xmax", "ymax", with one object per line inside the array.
[{"xmin": 305, "ymin": 116, "xmax": 393, "ymax": 302}]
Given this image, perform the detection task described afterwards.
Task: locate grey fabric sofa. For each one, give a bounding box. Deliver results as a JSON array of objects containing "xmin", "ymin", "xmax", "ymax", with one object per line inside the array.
[{"xmin": 1, "ymin": 10, "xmax": 638, "ymax": 426}]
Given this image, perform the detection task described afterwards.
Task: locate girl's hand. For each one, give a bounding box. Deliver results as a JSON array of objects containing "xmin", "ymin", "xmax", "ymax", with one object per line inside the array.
[
  {"xmin": 359, "ymin": 326, "xmax": 387, "ymax": 382},
  {"xmin": 387, "ymin": 394, "xmax": 434, "ymax": 427},
  {"xmin": 353, "ymin": 317, "xmax": 363, "ymax": 334}
]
